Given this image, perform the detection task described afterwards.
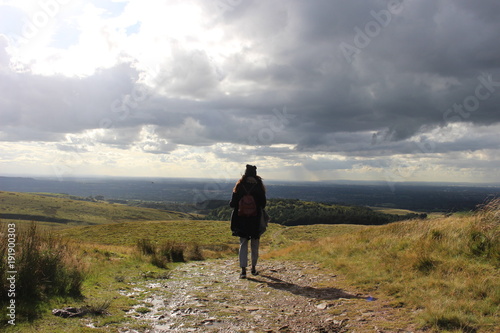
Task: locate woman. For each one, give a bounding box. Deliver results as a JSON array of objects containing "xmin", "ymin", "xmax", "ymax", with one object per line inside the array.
[{"xmin": 230, "ymin": 164, "xmax": 267, "ymax": 278}]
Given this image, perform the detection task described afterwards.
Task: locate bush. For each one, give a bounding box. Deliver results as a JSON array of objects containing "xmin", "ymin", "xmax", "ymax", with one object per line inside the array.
[
  {"xmin": 0, "ymin": 222, "xmax": 84, "ymax": 322},
  {"xmin": 159, "ymin": 241, "xmax": 185, "ymax": 263},
  {"xmin": 136, "ymin": 239, "xmax": 204, "ymax": 268},
  {"xmin": 136, "ymin": 238, "xmax": 156, "ymax": 255},
  {"xmin": 187, "ymin": 243, "xmax": 204, "ymax": 261}
]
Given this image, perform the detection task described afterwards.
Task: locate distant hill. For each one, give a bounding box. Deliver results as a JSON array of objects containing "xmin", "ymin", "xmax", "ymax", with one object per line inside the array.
[{"xmin": 0, "ymin": 191, "xmax": 194, "ymax": 226}]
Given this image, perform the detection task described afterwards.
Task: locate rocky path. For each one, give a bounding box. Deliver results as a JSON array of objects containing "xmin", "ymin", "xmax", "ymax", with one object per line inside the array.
[{"xmin": 120, "ymin": 259, "xmax": 423, "ymax": 333}]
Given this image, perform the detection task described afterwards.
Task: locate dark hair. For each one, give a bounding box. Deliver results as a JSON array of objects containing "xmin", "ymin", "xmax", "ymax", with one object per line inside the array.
[
  {"xmin": 233, "ymin": 175, "xmax": 266, "ymax": 193},
  {"xmin": 233, "ymin": 164, "xmax": 265, "ymax": 193},
  {"xmin": 244, "ymin": 164, "xmax": 257, "ymax": 177}
]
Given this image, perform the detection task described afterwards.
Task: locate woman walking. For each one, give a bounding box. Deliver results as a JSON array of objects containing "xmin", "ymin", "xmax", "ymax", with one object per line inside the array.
[{"xmin": 230, "ymin": 164, "xmax": 267, "ymax": 278}]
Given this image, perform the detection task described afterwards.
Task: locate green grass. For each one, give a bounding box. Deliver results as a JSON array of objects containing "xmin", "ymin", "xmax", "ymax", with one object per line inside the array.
[
  {"xmin": 277, "ymin": 223, "xmax": 365, "ymax": 241},
  {"xmin": 0, "ymin": 219, "xmax": 77, "ymax": 230},
  {"xmin": 1, "ymin": 241, "xmax": 176, "ymax": 332},
  {"xmin": 56, "ymin": 219, "xmax": 286, "ymax": 251},
  {"xmin": 0, "ymin": 223, "xmax": 85, "ymax": 324},
  {"xmin": 0, "ymin": 191, "xmax": 191, "ymax": 225},
  {"xmin": 56, "ymin": 219, "xmax": 364, "ymax": 256}
]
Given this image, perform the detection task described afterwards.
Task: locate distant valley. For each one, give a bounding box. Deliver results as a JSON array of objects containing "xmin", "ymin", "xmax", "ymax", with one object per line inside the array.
[{"xmin": 1, "ymin": 176, "xmax": 499, "ymax": 212}]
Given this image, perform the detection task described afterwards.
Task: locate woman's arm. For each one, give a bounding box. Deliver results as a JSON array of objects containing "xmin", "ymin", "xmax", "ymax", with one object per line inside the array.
[
  {"xmin": 255, "ymin": 185, "xmax": 266, "ymax": 208},
  {"xmin": 229, "ymin": 191, "xmax": 241, "ymax": 208}
]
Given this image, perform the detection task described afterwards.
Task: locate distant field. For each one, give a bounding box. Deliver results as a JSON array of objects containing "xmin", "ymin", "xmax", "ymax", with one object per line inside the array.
[
  {"xmin": 369, "ymin": 206, "xmax": 465, "ymax": 219},
  {"xmin": 369, "ymin": 206, "xmax": 420, "ymax": 215},
  {"xmin": 57, "ymin": 219, "xmax": 239, "ymax": 247},
  {"xmin": 0, "ymin": 191, "xmax": 193, "ymax": 225}
]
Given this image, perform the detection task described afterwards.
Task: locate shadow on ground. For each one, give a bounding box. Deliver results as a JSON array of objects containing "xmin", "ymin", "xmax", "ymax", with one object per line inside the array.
[{"xmin": 248, "ymin": 274, "xmax": 370, "ymax": 301}]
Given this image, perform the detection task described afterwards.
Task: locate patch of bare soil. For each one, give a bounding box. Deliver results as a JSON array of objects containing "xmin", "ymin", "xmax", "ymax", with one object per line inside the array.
[{"xmin": 120, "ymin": 259, "xmax": 425, "ymax": 332}]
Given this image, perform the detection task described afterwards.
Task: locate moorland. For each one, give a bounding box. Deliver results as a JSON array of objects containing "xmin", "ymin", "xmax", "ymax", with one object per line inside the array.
[{"xmin": 0, "ymin": 188, "xmax": 498, "ymax": 332}]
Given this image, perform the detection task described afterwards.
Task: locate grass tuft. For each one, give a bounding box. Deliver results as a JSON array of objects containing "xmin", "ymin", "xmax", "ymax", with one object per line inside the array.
[
  {"xmin": 136, "ymin": 238, "xmax": 204, "ymax": 268},
  {"xmin": 0, "ymin": 222, "xmax": 85, "ymax": 323},
  {"xmin": 413, "ymin": 256, "xmax": 438, "ymax": 274},
  {"xmin": 422, "ymin": 311, "xmax": 478, "ymax": 333},
  {"xmin": 136, "ymin": 238, "xmax": 156, "ymax": 256},
  {"xmin": 83, "ymin": 299, "xmax": 111, "ymax": 316}
]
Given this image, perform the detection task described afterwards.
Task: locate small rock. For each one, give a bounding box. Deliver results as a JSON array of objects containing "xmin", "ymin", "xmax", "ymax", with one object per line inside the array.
[
  {"xmin": 334, "ymin": 319, "xmax": 348, "ymax": 326},
  {"xmin": 244, "ymin": 306, "xmax": 261, "ymax": 311},
  {"xmin": 52, "ymin": 307, "xmax": 86, "ymax": 318},
  {"xmin": 316, "ymin": 302, "xmax": 329, "ymax": 310}
]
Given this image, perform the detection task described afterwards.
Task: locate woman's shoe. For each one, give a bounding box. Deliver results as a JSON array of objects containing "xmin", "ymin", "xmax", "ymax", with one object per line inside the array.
[
  {"xmin": 251, "ymin": 266, "xmax": 258, "ymax": 276},
  {"xmin": 240, "ymin": 267, "xmax": 247, "ymax": 279}
]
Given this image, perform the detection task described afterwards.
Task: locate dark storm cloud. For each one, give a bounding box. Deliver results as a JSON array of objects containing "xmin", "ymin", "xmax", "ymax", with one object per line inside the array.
[
  {"xmin": 0, "ymin": 61, "xmax": 139, "ymax": 139},
  {"xmin": 1, "ymin": 0, "xmax": 500, "ymax": 159}
]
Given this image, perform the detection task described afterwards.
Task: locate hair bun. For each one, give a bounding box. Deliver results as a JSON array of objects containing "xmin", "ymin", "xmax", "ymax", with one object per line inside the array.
[{"xmin": 244, "ymin": 164, "xmax": 257, "ymax": 177}]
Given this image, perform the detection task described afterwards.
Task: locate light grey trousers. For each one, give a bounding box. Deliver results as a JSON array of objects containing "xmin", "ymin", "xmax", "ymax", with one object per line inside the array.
[{"xmin": 239, "ymin": 237, "xmax": 260, "ymax": 268}]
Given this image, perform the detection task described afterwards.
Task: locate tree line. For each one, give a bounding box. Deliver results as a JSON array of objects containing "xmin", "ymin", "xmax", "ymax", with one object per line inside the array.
[{"xmin": 205, "ymin": 198, "xmax": 426, "ymax": 226}]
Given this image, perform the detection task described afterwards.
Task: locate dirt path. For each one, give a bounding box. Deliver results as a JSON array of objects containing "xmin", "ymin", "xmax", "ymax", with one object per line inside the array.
[{"xmin": 120, "ymin": 259, "xmax": 423, "ymax": 333}]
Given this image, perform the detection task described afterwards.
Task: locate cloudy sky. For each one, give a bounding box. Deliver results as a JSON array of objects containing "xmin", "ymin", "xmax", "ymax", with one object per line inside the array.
[{"xmin": 1, "ymin": 0, "xmax": 499, "ymax": 183}]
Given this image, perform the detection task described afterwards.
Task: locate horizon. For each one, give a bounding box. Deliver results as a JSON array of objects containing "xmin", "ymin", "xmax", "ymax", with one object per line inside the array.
[
  {"xmin": 2, "ymin": 173, "xmax": 500, "ymax": 188},
  {"xmin": 1, "ymin": 1, "xmax": 500, "ymax": 183}
]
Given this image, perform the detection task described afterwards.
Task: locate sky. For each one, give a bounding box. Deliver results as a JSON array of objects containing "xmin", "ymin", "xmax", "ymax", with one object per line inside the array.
[{"xmin": 0, "ymin": 0, "xmax": 499, "ymax": 183}]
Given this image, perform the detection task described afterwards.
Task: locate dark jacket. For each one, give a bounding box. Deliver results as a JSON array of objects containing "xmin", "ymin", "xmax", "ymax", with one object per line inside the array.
[{"xmin": 229, "ymin": 176, "xmax": 266, "ymax": 239}]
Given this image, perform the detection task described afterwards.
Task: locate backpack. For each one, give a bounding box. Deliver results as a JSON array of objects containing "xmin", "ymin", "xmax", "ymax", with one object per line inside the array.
[{"xmin": 238, "ymin": 184, "xmax": 257, "ymax": 217}]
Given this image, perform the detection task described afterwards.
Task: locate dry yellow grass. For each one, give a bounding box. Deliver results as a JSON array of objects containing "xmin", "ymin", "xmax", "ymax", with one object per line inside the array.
[{"xmin": 265, "ymin": 199, "xmax": 500, "ymax": 332}]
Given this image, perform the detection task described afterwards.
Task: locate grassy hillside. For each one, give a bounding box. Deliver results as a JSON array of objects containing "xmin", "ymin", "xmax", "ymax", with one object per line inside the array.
[
  {"xmin": 265, "ymin": 199, "xmax": 500, "ymax": 332},
  {"xmin": 2, "ymin": 191, "xmax": 498, "ymax": 331},
  {"xmin": 0, "ymin": 191, "xmax": 192, "ymax": 226}
]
